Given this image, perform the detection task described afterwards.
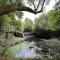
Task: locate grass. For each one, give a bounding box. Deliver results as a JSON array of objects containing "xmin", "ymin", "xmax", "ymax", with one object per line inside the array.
[{"xmin": 45, "ymin": 39, "xmax": 60, "ymax": 47}]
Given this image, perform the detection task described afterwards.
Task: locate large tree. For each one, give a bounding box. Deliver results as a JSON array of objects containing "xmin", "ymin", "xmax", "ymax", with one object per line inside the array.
[{"xmin": 0, "ymin": 0, "xmax": 52, "ymax": 16}]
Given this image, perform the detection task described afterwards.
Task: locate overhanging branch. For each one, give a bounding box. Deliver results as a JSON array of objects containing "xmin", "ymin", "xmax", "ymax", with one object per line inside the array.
[
  {"xmin": 0, "ymin": 0, "xmax": 46, "ymax": 16},
  {"xmin": 0, "ymin": 4, "xmax": 37, "ymax": 15}
]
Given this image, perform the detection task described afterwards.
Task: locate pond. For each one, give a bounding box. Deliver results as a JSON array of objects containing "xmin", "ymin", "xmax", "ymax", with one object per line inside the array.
[{"xmin": 3, "ymin": 38, "xmax": 49, "ymax": 59}]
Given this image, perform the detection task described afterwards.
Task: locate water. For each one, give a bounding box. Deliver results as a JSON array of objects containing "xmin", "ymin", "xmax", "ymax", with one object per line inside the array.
[
  {"xmin": 15, "ymin": 41, "xmax": 36, "ymax": 58},
  {"xmin": 3, "ymin": 38, "xmax": 60, "ymax": 60},
  {"xmin": 4, "ymin": 39, "xmax": 44, "ymax": 59},
  {"xmin": 16, "ymin": 48, "xmax": 36, "ymax": 58}
]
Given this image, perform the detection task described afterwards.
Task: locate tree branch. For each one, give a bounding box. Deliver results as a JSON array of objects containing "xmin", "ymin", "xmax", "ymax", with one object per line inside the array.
[
  {"xmin": 30, "ymin": 0, "xmax": 36, "ymax": 11},
  {"xmin": 37, "ymin": 0, "xmax": 46, "ymax": 13},
  {"xmin": 36, "ymin": 0, "xmax": 41, "ymax": 11},
  {"xmin": 17, "ymin": 4, "xmax": 37, "ymax": 14},
  {"xmin": 0, "ymin": 3, "xmax": 37, "ymax": 16},
  {"xmin": 0, "ymin": 0, "xmax": 46, "ymax": 16}
]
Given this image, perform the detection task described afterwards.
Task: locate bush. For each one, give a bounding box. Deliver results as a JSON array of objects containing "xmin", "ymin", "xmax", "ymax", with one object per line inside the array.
[{"xmin": 34, "ymin": 28, "xmax": 54, "ymax": 39}]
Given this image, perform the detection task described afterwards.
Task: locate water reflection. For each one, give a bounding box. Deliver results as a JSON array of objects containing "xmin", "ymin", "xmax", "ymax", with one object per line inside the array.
[
  {"xmin": 4, "ymin": 38, "xmax": 49, "ymax": 59},
  {"xmin": 16, "ymin": 48, "xmax": 36, "ymax": 58},
  {"xmin": 15, "ymin": 41, "xmax": 36, "ymax": 58},
  {"xmin": 15, "ymin": 39, "xmax": 44, "ymax": 58}
]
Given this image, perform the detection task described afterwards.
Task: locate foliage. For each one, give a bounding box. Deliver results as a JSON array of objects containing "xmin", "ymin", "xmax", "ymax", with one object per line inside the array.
[
  {"xmin": 47, "ymin": 10, "xmax": 60, "ymax": 29},
  {"xmin": 0, "ymin": 0, "xmax": 23, "ymax": 7},
  {"xmin": 45, "ymin": 39, "xmax": 60, "ymax": 48},
  {"xmin": 0, "ymin": 12, "xmax": 23, "ymax": 33},
  {"xmin": 0, "ymin": 0, "xmax": 23, "ymax": 31},
  {"xmin": 34, "ymin": 9, "xmax": 60, "ymax": 30},
  {"xmin": 34, "ymin": 14, "xmax": 48, "ymax": 29},
  {"xmin": 23, "ymin": 18, "xmax": 33, "ymax": 32}
]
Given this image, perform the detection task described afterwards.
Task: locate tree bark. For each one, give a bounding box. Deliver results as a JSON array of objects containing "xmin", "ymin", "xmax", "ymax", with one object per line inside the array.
[
  {"xmin": 0, "ymin": 3, "xmax": 44, "ymax": 16},
  {"xmin": 0, "ymin": 4, "xmax": 37, "ymax": 15}
]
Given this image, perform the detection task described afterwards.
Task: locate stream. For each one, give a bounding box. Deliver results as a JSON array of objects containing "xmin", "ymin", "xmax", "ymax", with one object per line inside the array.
[{"xmin": 3, "ymin": 38, "xmax": 49, "ymax": 59}]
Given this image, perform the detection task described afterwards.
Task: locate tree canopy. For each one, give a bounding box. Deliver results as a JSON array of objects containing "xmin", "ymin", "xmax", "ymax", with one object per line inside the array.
[{"xmin": 34, "ymin": 9, "xmax": 60, "ymax": 30}]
